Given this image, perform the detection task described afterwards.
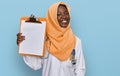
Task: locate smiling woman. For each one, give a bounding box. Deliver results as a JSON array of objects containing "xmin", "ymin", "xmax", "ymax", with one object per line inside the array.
[
  {"xmin": 17, "ymin": 1, "xmax": 85, "ymax": 76},
  {"xmin": 57, "ymin": 4, "xmax": 70, "ymax": 28}
]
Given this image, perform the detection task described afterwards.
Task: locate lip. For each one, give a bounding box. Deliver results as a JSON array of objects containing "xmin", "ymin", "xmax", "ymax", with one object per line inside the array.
[
  {"xmin": 58, "ymin": 19, "xmax": 70, "ymax": 28},
  {"xmin": 60, "ymin": 20, "xmax": 69, "ymax": 28},
  {"xmin": 61, "ymin": 19, "xmax": 69, "ymax": 23},
  {"xmin": 61, "ymin": 20, "xmax": 67, "ymax": 24}
]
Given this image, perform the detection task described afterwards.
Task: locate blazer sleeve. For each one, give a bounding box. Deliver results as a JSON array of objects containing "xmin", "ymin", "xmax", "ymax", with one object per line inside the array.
[
  {"xmin": 23, "ymin": 56, "xmax": 43, "ymax": 70},
  {"xmin": 75, "ymin": 37, "xmax": 86, "ymax": 76}
]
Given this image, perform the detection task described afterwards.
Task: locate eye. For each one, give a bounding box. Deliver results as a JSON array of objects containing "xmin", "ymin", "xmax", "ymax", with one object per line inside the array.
[
  {"xmin": 57, "ymin": 13, "xmax": 61, "ymax": 16},
  {"xmin": 65, "ymin": 12, "xmax": 69, "ymax": 15}
]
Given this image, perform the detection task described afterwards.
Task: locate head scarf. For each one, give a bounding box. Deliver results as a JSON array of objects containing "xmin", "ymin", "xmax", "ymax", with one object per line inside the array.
[{"xmin": 46, "ymin": 1, "xmax": 76, "ymax": 61}]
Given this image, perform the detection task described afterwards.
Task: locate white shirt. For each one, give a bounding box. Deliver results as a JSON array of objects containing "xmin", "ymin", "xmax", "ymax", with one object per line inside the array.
[{"xmin": 23, "ymin": 36, "xmax": 86, "ymax": 76}]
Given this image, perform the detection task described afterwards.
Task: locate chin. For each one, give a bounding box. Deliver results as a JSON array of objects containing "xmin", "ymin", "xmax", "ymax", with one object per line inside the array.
[
  {"xmin": 61, "ymin": 25, "xmax": 68, "ymax": 28},
  {"xmin": 59, "ymin": 23, "xmax": 69, "ymax": 28}
]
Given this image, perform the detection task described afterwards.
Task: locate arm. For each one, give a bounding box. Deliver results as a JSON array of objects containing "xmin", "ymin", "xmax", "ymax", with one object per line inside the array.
[
  {"xmin": 17, "ymin": 33, "xmax": 43, "ymax": 70},
  {"xmin": 75, "ymin": 38, "xmax": 86, "ymax": 76},
  {"xmin": 23, "ymin": 56, "xmax": 43, "ymax": 70}
]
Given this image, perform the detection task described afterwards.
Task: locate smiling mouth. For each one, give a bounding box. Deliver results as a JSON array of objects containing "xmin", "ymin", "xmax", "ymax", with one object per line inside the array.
[
  {"xmin": 62, "ymin": 20, "xmax": 67, "ymax": 23},
  {"xmin": 58, "ymin": 19, "xmax": 70, "ymax": 28},
  {"xmin": 60, "ymin": 20, "xmax": 69, "ymax": 28},
  {"xmin": 61, "ymin": 20, "xmax": 69, "ymax": 24}
]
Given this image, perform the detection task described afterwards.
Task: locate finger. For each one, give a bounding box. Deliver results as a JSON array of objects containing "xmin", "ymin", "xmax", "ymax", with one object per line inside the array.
[
  {"xmin": 18, "ymin": 34, "xmax": 24, "ymax": 39},
  {"xmin": 17, "ymin": 33, "xmax": 22, "ymax": 36},
  {"xmin": 17, "ymin": 36, "xmax": 25, "ymax": 41},
  {"xmin": 18, "ymin": 36, "xmax": 25, "ymax": 41},
  {"xmin": 17, "ymin": 38, "xmax": 25, "ymax": 45},
  {"xmin": 17, "ymin": 40, "xmax": 20, "ymax": 45},
  {"xmin": 21, "ymin": 36, "xmax": 25, "ymax": 40},
  {"xmin": 18, "ymin": 38, "xmax": 24, "ymax": 41}
]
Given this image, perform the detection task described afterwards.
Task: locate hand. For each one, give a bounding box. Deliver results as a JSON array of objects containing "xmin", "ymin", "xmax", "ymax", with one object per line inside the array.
[{"xmin": 16, "ymin": 33, "xmax": 25, "ymax": 45}]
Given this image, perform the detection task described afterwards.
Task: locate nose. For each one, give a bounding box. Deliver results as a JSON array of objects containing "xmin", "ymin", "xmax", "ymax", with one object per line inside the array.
[{"xmin": 61, "ymin": 14, "xmax": 67, "ymax": 19}]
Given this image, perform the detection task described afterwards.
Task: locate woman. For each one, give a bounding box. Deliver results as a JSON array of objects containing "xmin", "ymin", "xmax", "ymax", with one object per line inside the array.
[{"xmin": 17, "ymin": 1, "xmax": 85, "ymax": 76}]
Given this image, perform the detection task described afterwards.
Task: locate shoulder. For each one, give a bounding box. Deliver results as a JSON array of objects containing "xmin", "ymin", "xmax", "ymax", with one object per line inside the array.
[
  {"xmin": 75, "ymin": 36, "xmax": 82, "ymax": 44},
  {"xmin": 75, "ymin": 36, "xmax": 82, "ymax": 50}
]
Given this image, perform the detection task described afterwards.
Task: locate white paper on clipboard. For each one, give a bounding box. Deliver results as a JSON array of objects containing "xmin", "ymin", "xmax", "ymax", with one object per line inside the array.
[{"xmin": 19, "ymin": 20, "xmax": 46, "ymax": 56}]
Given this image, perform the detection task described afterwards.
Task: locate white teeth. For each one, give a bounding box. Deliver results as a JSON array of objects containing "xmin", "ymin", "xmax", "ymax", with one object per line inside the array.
[{"xmin": 62, "ymin": 20, "xmax": 67, "ymax": 23}]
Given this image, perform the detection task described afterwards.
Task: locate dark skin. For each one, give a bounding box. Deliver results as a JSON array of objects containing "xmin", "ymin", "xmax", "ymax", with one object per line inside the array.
[
  {"xmin": 17, "ymin": 4, "xmax": 70, "ymax": 45},
  {"xmin": 57, "ymin": 4, "xmax": 70, "ymax": 28},
  {"xmin": 16, "ymin": 33, "xmax": 25, "ymax": 45}
]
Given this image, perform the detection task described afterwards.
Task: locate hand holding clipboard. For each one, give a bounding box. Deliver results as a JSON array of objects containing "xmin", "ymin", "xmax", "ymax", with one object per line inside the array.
[{"xmin": 17, "ymin": 15, "xmax": 46, "ymax": 57}]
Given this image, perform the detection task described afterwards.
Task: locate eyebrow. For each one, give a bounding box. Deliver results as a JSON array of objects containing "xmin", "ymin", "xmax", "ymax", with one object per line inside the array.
[{"xmin": 58, "ymin": 4, "xmax": 68, "ymax": 10}]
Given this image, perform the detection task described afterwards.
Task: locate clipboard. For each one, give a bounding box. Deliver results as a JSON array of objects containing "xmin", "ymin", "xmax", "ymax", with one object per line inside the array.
[{"xmin": 18, "ymin": 15, "xmax": 46, "ymax": 57}]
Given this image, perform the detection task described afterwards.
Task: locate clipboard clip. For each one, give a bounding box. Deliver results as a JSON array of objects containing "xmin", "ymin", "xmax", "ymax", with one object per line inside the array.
[{"xmin": 25, "ymin": 14, "xmax": 41, "ymax": 23}]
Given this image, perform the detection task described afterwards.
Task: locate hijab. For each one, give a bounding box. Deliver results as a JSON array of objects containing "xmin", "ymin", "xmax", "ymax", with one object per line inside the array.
[{"xmin": 46, "ymin": 1, "xmax": 76, "ymax": 61}]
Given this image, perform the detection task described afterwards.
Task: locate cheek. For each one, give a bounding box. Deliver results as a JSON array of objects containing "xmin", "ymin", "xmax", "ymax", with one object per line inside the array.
[
  {"xmin": 57, "ymin": 17, "xmax": 61, "ymax": 23},
  {"xmin": 57, "ymin": 17, "xmax": 60, "ymax": 20},
  {"xmin": 67, "ymin": 15, "xmax": 70, "ymax": 20}
]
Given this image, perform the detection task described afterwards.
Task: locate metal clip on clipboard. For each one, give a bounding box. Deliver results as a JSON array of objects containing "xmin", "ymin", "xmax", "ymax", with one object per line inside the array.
[
  {"xmin": 19, "ymin": 15, "xmax": 46, "ymax": 57},
  {"xmin": 25, "ymin": 14, "xmax": 42, "ymax": 23}
]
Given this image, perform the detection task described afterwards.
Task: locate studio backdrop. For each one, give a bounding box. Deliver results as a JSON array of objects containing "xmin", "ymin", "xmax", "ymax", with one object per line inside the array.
[{"xmin": 0, "ymin": 0, "xmax": 120, "ymax": 76}]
